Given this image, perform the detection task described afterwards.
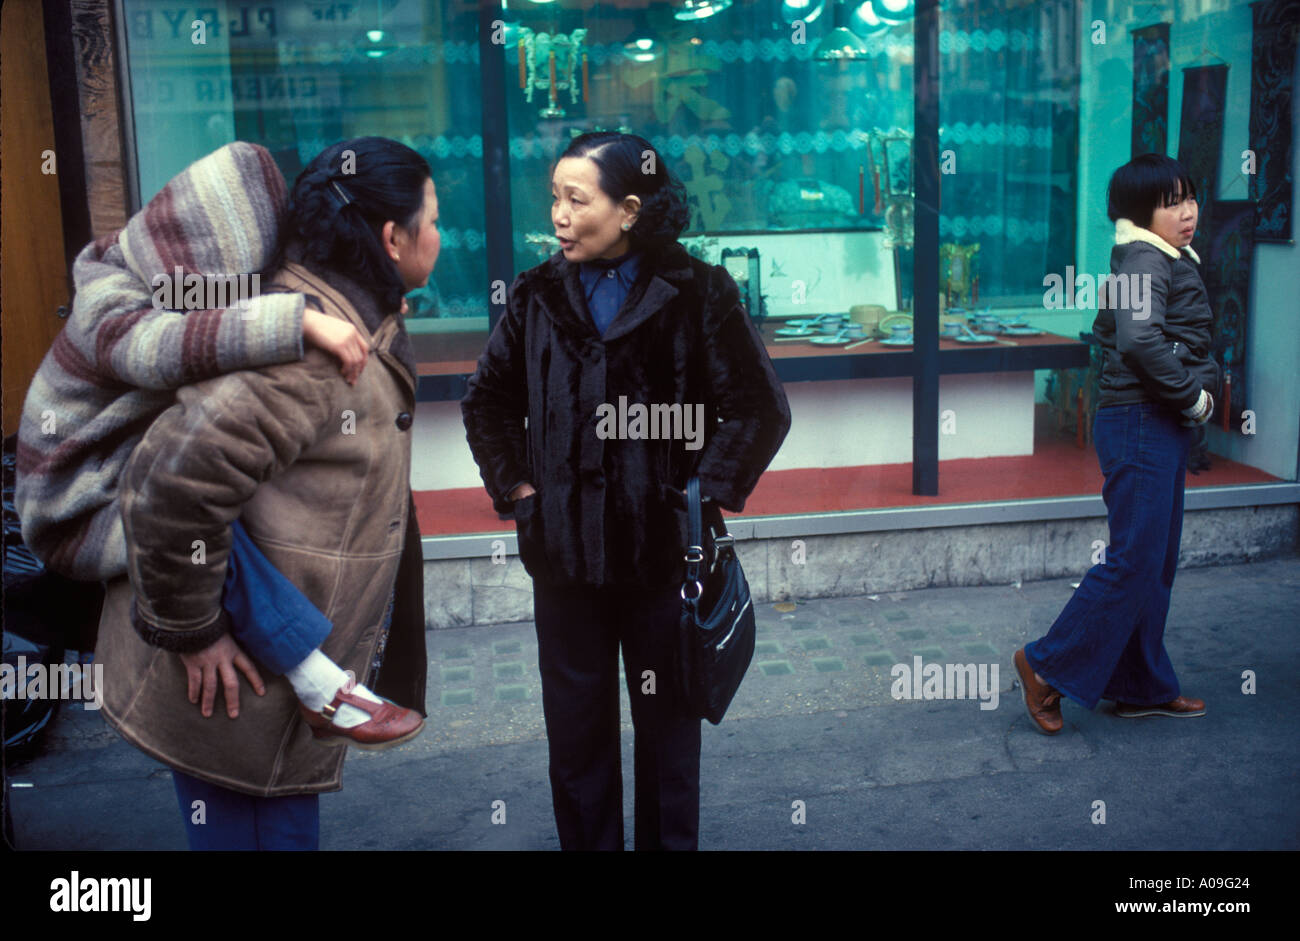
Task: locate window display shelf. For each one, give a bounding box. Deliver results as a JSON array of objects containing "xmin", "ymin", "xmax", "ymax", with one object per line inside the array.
[
  {"xmin": 759, "ymin": 324, "xmax": 1090, "ymax": 382},
  {"xmin": 409, "ymin": 324, "xmax": 1089, "ymax": 402},
  {"xmin": 410, "ymin": 331, "xmax": 482, "ymax": 403}
]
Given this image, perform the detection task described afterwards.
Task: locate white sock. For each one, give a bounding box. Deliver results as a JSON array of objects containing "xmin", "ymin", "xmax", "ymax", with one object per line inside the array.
[{"xmin": 285, "ymin": 649, "xmax": 383, "ymax": 729}]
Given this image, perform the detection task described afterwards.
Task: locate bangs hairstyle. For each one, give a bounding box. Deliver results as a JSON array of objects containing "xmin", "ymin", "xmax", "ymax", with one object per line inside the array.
[
  {"xmin": 1107, "ymin": 153, "xmax": 1198, "ymax": 226},
  {"xmin": 557, "ymin": 132, "xmax": 690, "ymax": 250}
]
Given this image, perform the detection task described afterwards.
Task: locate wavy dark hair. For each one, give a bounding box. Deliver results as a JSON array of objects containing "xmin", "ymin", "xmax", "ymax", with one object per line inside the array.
[
  {"xmin": 558, "ymin": 132, "xmax": 690, "ymax": 250},
  {"xmin": 1107, "ymin": 153, "xmax": 1197, "ymax": 228},
  {"xmin": 287, "ymin": 137, "xmax": 431, "ymax": 310}
]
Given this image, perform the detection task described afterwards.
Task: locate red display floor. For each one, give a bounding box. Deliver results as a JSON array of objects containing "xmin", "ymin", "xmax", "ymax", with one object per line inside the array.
[{"xmin": 413, "ymin": 432, "xmax": 1280, "ymax": 537}]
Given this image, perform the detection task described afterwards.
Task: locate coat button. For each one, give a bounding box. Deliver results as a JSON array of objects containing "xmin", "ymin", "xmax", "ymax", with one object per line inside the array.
[{"xmin": 395, "ymin": 411, "xmax": 413, "ymax": 431}]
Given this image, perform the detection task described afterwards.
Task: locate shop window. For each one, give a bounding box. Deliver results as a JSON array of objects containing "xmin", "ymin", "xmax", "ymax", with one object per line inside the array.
[
  {"xmin": 114, "ymin": 0, "xmax": 1297, "ymax": 533},
  {"xmin": 119, "ymin": 0, "xmax": 488, "ymax": 362}
]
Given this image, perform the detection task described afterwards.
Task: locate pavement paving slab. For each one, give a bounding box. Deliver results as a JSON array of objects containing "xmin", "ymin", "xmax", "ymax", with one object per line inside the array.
[{"xmin": 7, "ymin": 557, "xmax": 1297, "ymax": 850}]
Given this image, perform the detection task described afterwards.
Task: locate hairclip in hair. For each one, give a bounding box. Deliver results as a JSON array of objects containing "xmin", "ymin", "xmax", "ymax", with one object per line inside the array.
[{"xmin": 330, "ymin": 180, "xmax": 353, "ymax": 209}]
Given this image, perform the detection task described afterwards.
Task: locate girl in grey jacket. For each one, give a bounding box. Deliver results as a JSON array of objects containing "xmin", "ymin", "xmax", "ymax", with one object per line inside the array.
[{"xmin": 1014, "ymin": 153, "xmax": 1216, "ymax": 734}]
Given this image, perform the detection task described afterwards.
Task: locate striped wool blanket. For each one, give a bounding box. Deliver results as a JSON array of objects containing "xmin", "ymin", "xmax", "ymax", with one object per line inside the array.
[{"xmin": 15, "ymin": 142, "xmax": 307, "ymax": 581}]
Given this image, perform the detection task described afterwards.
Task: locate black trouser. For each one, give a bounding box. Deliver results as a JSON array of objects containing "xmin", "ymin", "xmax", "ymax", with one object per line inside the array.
[{"xmin": 532, "ymin": 579, "xmax": 702, "ymax": 851}]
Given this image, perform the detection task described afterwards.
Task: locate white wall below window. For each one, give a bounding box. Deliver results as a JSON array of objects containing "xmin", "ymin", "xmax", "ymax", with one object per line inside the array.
[
  {"xmin": 770, "ymin": 373, "xmax": 1035, "ymax": 470},
  {"xmin": 684, "ymin": 230, "xmax": 899, "ymax": 316},
  {"xmin": 410, "ymin": 371, "xmax": 1035, "ymax": 494}
]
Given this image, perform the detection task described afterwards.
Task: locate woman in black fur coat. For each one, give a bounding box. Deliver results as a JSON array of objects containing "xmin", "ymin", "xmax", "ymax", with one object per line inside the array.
[{"xmin": 462, "ymin": 132, "xmax": 791, "ymax": 850}]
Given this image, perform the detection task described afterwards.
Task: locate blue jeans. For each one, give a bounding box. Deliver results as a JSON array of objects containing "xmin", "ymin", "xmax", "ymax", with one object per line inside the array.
[
  {"xmin": 164, "ymin": 522, "xmax": 331, "ymax": 851},
  {"xmin": 172, "ymin": 769, "xmax": 319, "ymax": 850},
  {"xmin": 223, "ymin": 518, "xmax": 332, "ymax": 674},
  {"xmin": 1024, "ymin": 403, "xmax": 1193, "ymax": 709}
]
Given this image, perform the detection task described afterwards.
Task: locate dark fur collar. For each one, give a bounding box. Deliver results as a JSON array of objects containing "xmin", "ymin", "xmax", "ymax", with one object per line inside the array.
[{"xmin": 531, "ymin": 240, "xmax": 699, "ymax": 342}]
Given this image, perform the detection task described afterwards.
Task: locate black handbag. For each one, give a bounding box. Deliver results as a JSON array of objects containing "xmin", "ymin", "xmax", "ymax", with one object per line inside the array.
[{"xmin": 676, "ymin": 476, "xmax": 756, "ymax": 725}]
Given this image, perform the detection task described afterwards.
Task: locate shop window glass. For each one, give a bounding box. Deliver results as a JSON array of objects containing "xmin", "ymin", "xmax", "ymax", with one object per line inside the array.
[
  {"xmin": 937, "ymin": 0, "xmax": 1297, "ymax": 505},
  {"xmin": 114, "ymin": 0, "xmax": 1296, "ymax": 529},
  {"xmin": 119, "ymin": 0, "xmax": 487, "ymax": 353}
]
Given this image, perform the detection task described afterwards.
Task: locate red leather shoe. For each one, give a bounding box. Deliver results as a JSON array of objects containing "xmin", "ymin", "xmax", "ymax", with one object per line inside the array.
[
  {"xmin": 1114, "ymin": 695, "xmax": 1206, "ymax": 718},
  {"xmin": 1013, "ymin": 648, "xmax": 1063, "ymax": 735},
  {"xmin": 299, "ymin": 676, "xmax": 424, "ymax": 750}
]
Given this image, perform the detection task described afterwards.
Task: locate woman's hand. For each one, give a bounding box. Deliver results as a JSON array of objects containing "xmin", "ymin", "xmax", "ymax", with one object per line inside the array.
[
  {"xmin": 509, "ymin": 482, "xmax": 537, "ymax": 501},
  {"xmin": 178, "ymin": 634, "xmax": 266, "ymax": 718},
  {"xmin": 303, "ymin": 307, "xmax": 368, "ymax": 385}
]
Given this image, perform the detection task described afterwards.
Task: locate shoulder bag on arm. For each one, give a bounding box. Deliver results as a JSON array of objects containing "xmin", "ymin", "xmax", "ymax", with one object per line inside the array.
[{"xmin": 676, "ymin": 476, "xmax": 756, "ymax": 724}]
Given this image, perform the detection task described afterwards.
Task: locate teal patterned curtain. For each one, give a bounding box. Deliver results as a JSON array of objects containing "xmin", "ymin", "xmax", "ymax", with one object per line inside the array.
[{"xmin": 938, "ymin": 0, "xmax": 1077, "ymax": 302}]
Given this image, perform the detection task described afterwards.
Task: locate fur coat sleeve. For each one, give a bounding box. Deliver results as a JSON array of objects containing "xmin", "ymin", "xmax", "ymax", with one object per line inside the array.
[
  {"xmin": 459, "ymin": 273, "xmax": 532, "ymax": 515},
  {"xmin": 693, "ymin": 266, "xmax": 792, "ymax": 513}
]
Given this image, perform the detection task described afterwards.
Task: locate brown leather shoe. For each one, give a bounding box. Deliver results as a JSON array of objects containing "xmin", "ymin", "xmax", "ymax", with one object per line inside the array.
[
  {"xmin": 1114, "ymin": 695, "xmax": 1205, "ymax": 718},
  {"xmin": 299, "ymin": 677, "xmax": 424, "ymax": 750},
  {"xmin": 1013, "ymin": 648, "xmax": 1063, "ymax": 734}
]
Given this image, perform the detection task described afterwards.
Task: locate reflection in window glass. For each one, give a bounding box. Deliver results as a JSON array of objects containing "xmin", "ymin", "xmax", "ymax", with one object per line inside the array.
[
  {"xmin": 120, "ymin": 0, "xmax": 485, "ymax": 326},
  {"xmin": 112, "ymin": 0, "xmax": 1297, "ymax": 510},
  {"xmin": 503, "ymin": 0, "xmax": 915, "ymax": 272}
]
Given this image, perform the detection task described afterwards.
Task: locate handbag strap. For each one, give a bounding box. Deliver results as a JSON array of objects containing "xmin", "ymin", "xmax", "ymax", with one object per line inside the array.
[
  {"xmin": 683, "ymin": 477, "xmax": 705, "ymax": 604},
  {"xmin": 682, "ymin": 476, "xmax": 733, "ymax": 605}
]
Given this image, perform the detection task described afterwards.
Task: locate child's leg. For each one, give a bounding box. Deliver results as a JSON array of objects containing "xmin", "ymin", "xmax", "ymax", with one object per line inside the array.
[
  {"xmin": 223, "ymin": 518, "xmax": 386, "ymax": 728},
  {"xmin": 223, "ymin": 518, "xmax": 332, "ymax": 674}
]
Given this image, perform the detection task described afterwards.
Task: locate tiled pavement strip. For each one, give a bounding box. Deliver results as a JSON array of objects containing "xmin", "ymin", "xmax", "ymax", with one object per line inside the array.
[
  {"xmin": 412, "ymin": 582, "xmax": 1010, "ymax": 752},
  {"xmin": 9, "ymin": 557, "xmax": 1298, "ymax": 850}
]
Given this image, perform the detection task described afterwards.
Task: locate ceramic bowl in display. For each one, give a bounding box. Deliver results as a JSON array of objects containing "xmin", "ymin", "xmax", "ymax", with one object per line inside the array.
[
  {"xmin": 877, "ymin": 313, "xmax": 913, "ymax": 337},
  {"xmin": 786, "ymin": 313, "xmax": 836, "ymax": 328},
  {"xmin": 850, "ymin": 304, "xmax": 888, "ymax": 326}
]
